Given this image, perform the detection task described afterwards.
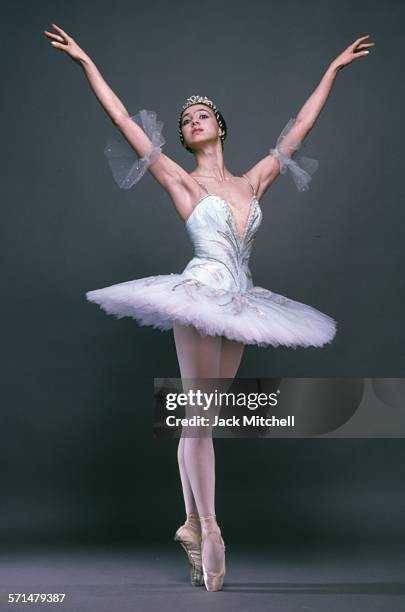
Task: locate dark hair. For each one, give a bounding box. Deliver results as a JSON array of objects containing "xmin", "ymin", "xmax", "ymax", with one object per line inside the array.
[{"xmin": 179, "ymin": 105, "xmax": 227, "ymax": 154}]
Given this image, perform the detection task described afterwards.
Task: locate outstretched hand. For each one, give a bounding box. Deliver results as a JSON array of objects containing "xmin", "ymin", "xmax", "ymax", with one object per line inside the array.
[
  {"xmin": 331, "ymin": 35, "xmax": 375, "ymax": 70},
  {"xmin": 43, "ymin": 23, "xmax": 87, "ymax": 64}
]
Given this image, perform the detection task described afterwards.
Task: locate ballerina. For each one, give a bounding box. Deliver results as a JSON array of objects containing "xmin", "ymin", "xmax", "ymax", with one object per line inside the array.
[{"xmin": 44, "ymin": 23, "xmax": 374, "ymax": 591}]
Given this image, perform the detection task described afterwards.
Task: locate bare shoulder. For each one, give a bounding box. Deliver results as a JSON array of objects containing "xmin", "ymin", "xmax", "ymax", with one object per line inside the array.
[{"xmin": 147, "ymin": 154, "xmax": 201, "ymax": 222}]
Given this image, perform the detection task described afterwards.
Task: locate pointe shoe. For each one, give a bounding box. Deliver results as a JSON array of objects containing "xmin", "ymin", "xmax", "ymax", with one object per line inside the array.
[
  {"xmin": 200, "ymin": 514, "xmax": 226, "ymax": 592},
  {"xmin": 174, "ymin": 514, "xmax": 204, "ymax": 586}
]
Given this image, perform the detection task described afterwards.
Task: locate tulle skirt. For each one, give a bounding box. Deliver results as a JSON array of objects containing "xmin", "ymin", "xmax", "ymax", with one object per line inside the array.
[{"xmin": 86, "ymin": 272, "xmax": 337, "ymax": 348}]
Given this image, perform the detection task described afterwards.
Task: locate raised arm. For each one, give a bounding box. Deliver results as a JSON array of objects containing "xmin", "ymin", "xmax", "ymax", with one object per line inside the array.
[
  {"xmin": 44, "ymin": 24, "xmax": 191, "ymax": 195},
  {"xmin": 245, "ymin": 35, "xmax": 375, "ymax": 199}
]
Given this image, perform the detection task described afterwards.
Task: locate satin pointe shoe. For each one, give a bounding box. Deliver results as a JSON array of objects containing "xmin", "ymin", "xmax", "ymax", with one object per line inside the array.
[
  {"xmin": 200, "ymin": 513, "xmax": 226, "ymax": 592},
  {"xmin": 174, "ymin": 513, "xmax": 204, "ymax": 586}
]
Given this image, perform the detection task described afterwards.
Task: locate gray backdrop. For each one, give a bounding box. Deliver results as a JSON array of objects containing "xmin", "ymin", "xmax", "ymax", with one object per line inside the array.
[{"xmin": 1, "ymin": 0, "xmax": 404, "ymax": 547}]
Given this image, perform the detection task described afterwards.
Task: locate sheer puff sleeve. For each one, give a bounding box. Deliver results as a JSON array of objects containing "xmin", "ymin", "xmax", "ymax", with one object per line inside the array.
[
  {"xmin": 270, "ymin": 118, "xmax": 319, "ymax": 192},
  {"xmin": 104, "ymin": 109, "xmax": 165, "ymax": 189}
]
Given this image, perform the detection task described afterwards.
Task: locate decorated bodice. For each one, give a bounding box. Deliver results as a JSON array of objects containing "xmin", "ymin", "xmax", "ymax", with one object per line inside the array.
[{"xmin": 182, "ymin": 189, "xmax": 262, "ymax": 292}]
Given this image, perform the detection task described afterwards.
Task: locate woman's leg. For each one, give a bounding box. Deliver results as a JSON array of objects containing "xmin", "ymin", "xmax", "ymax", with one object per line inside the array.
[
  {"xmin": 174, "ymin": 328, "xmax": 246, "ymax": 517},
  {"xmin": 173, "ymin": 321, "xmax": 228, "ymax": 589},
  {"xmin": 219, "ymin": 336, "xmax": 245, "ymax": 379},
  {"xmin": 173, "ymin": 323, "xmax": 247, "ymax": 590},
  {"xmin": 177, "ymin": 437, "xmax": 198, "ymax": 516},
  {"xmin": 173, "ymin": 321, "xmax": 222, "ymax": 518}
]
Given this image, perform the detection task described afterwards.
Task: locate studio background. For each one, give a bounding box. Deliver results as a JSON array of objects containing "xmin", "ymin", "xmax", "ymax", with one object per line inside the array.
[{"xmin": 1, "ymin": 0, "xmax": 404, "ymax": 549}]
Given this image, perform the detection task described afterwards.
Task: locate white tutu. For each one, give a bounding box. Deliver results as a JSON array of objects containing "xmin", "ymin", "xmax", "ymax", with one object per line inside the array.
[
  {"xmin": 86, "ymin": 269, "xmax": 336, "ymax": 348},
  {"xmin": 87, "ymin": 109, "xmax": 336, "ymax": 348}
]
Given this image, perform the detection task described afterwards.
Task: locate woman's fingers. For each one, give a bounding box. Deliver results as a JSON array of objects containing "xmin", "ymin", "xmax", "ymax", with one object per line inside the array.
[
  {"xmin": 45, "ymin": 23, "xmax": 86, "ymax": 62},
  {"xmin": 50, "ymin": 42, "xmax": 66, "ymax": 50},
  {"xmin": 351, "ymin": 35, "xmax": 372, "ymax": 49},
  {"xmin": 332, "ymin": 35, "xmax": 375, "ymax": 69},
  {"xmin": 352, "ymin": 36, "xmax": 375, "ymax": 57},
  {"xmin": 51, "ymin": 23, "xmax": 71, "ymax": 40},
  {"xmin": 354, "ymin": 46, "xmax": 373, "ymax": 53},
  {"xmin": 355, "ymin": 34, "xmax": 371, "ymax": 42},
  {"xmin": 44, "ymin": 30, "xmax": 64, "ymax": 42},
  {"xmin": 354, "ymin": 42, "xmax": 375, "ymax": 56},
  {"xmin": 44, "ymin": 28, "xmax": 67, "ymax": 50}
]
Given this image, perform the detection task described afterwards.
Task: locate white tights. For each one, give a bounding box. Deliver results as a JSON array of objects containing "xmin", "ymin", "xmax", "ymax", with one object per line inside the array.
[{"xmin": 173, "ymin": 321, "xmax": 245, "ymax": 521}]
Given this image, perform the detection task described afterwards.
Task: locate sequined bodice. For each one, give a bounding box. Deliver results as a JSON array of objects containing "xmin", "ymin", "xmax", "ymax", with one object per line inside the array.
[{"xmin": 181, "ymin": 194, "xmax": 263, "ymax": 293}]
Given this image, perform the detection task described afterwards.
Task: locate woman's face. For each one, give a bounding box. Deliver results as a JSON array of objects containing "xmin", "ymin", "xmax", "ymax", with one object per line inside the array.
[{"xmin": 180, "ymin": 105, "xmax": 220, "ymax": 151}]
